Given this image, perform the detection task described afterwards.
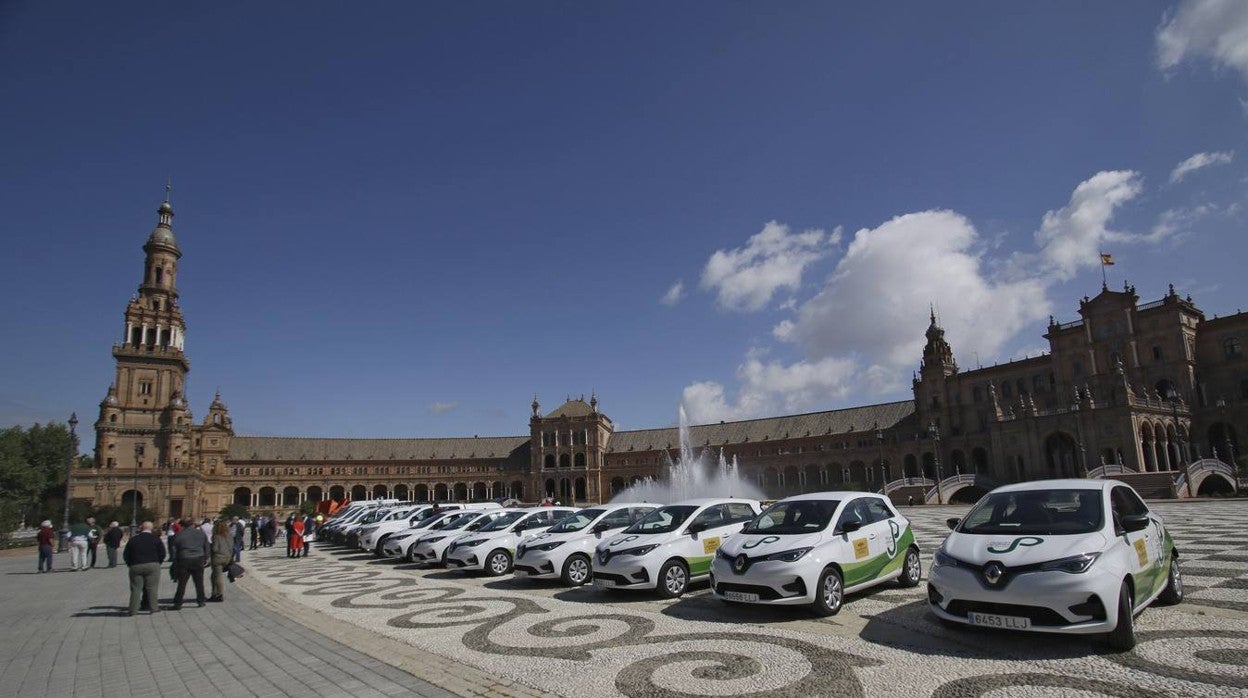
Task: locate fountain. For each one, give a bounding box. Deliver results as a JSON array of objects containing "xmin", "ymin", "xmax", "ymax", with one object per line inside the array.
[{"xmin": 611, "ymin": 405, "xmax": 765, "ymax": 504}]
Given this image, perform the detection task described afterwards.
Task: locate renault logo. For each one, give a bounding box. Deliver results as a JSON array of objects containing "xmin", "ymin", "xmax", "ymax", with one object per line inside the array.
[
  {"xmin": 982, "ymin": 561, "xmax": 1005, "ymax": 586},
  {"xmin": 733, "ymin": 553, "xmax": 749, "ymax": 573}
]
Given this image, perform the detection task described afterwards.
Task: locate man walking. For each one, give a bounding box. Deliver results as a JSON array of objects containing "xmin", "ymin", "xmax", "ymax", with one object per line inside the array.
[
  {"xmin": 170, "ymin": 517, "xmax": 210, "ymax": 609},
  {"xmin": 68, "ymin": 519, "xmax": 91, "ymax": 571},
  {"xmin": 86, "ymin": 517, "xmax": 103, "ymax": 568},
  {"xmin": 248, "ymin": 517, "xmax": 259, "ymax": 550},
  {"xmin": 103, "ymin": 521, "xmax": 124, "ymax": 568},
  {"xmin": 123, "ymin": 521, "xmax": 165, "ymax": 615},
  {"xmin": 230, "ymin": 516, "xmax": 244, "ymax": 562},
  {"xmin": 36, "ymin": 520, "xmax": 55, "ymax": 573}
]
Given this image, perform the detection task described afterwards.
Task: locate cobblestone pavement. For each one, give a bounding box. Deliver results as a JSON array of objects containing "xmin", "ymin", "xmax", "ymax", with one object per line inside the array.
[
  {"xmin": 0, "ymin": 549, "xmax": 458, "ymax": 698},
  {"xmin": 250, "ymin": 499, "xmax": 1248, "ymax": 698}
]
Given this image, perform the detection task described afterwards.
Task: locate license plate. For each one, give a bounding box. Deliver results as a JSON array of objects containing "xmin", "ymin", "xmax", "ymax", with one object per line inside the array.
[
  {"xmin": 967, "ymin": 612, "xmax": 1031, "ymax": 629},
  {"xmin": 594, "ymin": 578, "xmax": 616, "ymax": 588},
  {"xmin": 723, "ymin": 590, "xmax": 759, "ymax": 602}
]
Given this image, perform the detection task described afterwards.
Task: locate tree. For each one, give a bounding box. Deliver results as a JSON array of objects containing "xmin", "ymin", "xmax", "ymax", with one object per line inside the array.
[
  {"xmin": 219, "ymin": 503, "xmax": 250, "ymax": 520},
  {"xmin": 93, "ymin": 503, "xmax": 157, "ymax": 528},
  {"xmin": 299, "ymin": 500, "xmax": 317, "ymax": 516}
]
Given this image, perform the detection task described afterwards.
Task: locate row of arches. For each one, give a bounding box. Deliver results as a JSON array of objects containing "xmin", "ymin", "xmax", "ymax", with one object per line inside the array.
[
  {"xmin": 231, "ymin": 481, "xmax": 527, "ymax": 508},
  {"xmin": 542, "ymin": 453, "xmax": 588, "ymax": 469}
]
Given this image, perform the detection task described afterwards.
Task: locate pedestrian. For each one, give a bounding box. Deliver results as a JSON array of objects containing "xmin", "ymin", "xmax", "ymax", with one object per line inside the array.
[
  {"xmin": 36, "ymin": 520, "xmax": 55, "ymax": 573},
  {"xmin": 165, "ymin": 518, "xmax": 179, "ymax": 555},
  {"xmin": 209, "ymin": 520, "xmax": 232, "ymax": 602},
  {"xmin": 170, "ymin": 517, "xmax": 210, "ymax": 609},
  {"xmin": 248, "ymin": 517, "xmax": 258, "ymax": 550},
  {"xmin": 200, "ymin": 518, "xmax": 213, "ymax": 540},
  {"xmin": 230, "ymin": 516, "xmax": 244, "ymax": 561},
  {"xmin": 265, "ymin": 516, "xmax": 277, "ymax": 546},
  {"xmin": 123, "ymin": 520, "xmax": 165, "ymax": 615},
  {"xmin": 302, "ymin": 512, "xmax": 315, "ymax": 557},
  {"xmin": 907, "ymin": 495, "xmax": 914, "ymax": 506},
  {"xmin": 86, "ymin": 516, "xmax": 103, "ymax": 568},
  {"xmin": 68, "ymin": 518, "xmax": 91, "ymax": 571},
  {"xmin": 103, "ymin": 521, "xmax": 124, "ymax": 567},
  {"xmin": 288, "ymin": 514, "xmax": 305, "ymax": 558}
]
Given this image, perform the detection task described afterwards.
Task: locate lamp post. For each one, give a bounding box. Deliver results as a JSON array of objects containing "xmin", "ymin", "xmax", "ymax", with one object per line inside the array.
[
  {"xmin": 1071, "ymin": 401, "xmax": 1088, "ymax": 477},
  {"xmin": 1215, "ymin": 397, "xmax": 1236, "ymax": 467},
  {"xmin": 59, "ymin": 413, "xmax": 77, "ymax": 552},
  {"xmin": 877, "ymin": 428, "xmax": 888, "ymax": 489},
  {"xmin": 929, "ymin": 421, "xmax": 944, "ymax": 504},
  {"xmin": 131, "ymin": 443, "xmax": 141, "ymax": 532},
  {"xmin": 1169, "ymin": 389, "xmax": 1193, "ymax": 497}
]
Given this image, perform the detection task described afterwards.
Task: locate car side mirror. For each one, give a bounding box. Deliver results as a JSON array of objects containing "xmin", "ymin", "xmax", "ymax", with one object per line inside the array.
[
  {"xmin": 839, "ymin": 520, "xmax": 862, "ymax": 534},
  {"xmin": 1121, "ymin": 513, "xmax": 1150, "ymax": 533},
  {"xmin": 946, "ymin": 517, "xmax": 960, "ymax": 531},
  {"xmin": 514, "ymin": 523, "xmax": 526, "ymax": 533},
  {"xmin": 687, "ymin": 522, "xmax": 707, "ymax": 536},
  {"xmin": 593, "ymin": 522, "xmax": 610, "ymax": 535}
]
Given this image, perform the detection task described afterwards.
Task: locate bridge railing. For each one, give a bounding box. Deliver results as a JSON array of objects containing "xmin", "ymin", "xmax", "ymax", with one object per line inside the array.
[
  {"xmin": 925, "ymin": 474, "xmax": 995, "ymax": 504},
  {"xmin": 1175, "ymin": 459, "xmax": 1238, "ymax": 496},
  {"xmin": 883, "ymin": 477, "xmax": 935, "ymax": 494},
  {"xmin": 1087, "ymin": 463, "xmax": 1138, "ymax": 478}
]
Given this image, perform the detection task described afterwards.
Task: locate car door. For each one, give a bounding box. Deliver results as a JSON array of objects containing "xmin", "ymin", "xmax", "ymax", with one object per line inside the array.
[
  {"xmin": 1109, "ymin": 485, "xmax": 1154, "ymax": 602},
  {"xmin": 835, "ymin": 498, "xmax": 876, "ymax": 587},
  {"xmin": 684, "ymin": 505, "xmax": 735, "ymax": 575}
]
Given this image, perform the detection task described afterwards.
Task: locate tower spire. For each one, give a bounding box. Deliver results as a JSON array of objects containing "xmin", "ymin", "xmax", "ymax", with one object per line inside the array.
[{"xmin": 164, "ymin": 177, "xmax": 171, "ymax": 204}]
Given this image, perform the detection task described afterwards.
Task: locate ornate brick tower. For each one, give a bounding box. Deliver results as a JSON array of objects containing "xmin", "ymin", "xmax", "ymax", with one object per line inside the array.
[{"xmin": 92, "ymin": 193, "xmax": 194, "ymax": 517}]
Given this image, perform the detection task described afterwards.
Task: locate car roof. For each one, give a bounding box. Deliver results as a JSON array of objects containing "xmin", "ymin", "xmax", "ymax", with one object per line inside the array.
[
  {"xmin": 990, "ymin": 478, "xmax": 1110, "ymax": 494},
  {"xmin": 592, "ymin": 502, "xmax": 657, "ymax": 510},
  {"xmin": 774, "ymin": 491, "xmax": 885, "ymax": 502},
  {"xmin": 669, "ymin": 498, "xmax": 760, "ymax": 507}
]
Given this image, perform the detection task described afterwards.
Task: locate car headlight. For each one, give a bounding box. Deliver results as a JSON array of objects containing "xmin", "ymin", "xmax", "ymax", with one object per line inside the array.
[
  {"xmin": 530, "ymin": 541, "xmax": 565, "ymax": 552},
  {"xmin": 1039, "ymin": 552, "xmax": 1101, "ymax": 574},
  {"xmin": 458, "ymin": 539, "xmax": 486, "ymax": 548},
  {"xmin": 762, "ymin": 547, "xmax": 812, "ymax": 563},
  {"xmin": 621, "ymin": 544, "xmax": 659, "ymax": 557},
  {"xmin": 423, "ymin": 536, "xmax": 446, "ymax": 544},
  {"xmin": 932, "ymin": 548, "xmax": 959, "ymax": 569}
]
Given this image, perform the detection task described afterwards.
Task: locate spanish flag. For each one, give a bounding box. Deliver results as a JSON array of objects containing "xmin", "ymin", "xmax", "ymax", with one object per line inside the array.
[{"xmin": 1100, "ymin": 253, "xmax": 1114, "ymax": 266}]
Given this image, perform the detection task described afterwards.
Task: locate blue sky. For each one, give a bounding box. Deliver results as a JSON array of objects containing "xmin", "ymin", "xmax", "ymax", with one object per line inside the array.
[{"xmin": 2, "ymin": 1, "xmax": 1246, "ymax": 441}]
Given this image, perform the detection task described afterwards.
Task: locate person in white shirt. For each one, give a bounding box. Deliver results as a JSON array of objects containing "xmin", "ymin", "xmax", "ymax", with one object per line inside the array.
[{"xmin": 200, "ymin": 519, "xmax": 213, "ymax": 540}]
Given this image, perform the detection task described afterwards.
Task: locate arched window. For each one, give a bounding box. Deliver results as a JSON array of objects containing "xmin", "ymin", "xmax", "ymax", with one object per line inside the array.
[
  {"xmin": 574, "ymin": 452, "xmax": 586, "ymax": 468},
  {"xmin": 559, "ymin": 453, "xmax": 571, "ymax": 468},
  {"xmin": 543, "ymin": 454, "xmax": 555, "ymax": 469},
  {"xmin": 1225, "ymin": 337, "xmax": 1242, "ymax": 358}
]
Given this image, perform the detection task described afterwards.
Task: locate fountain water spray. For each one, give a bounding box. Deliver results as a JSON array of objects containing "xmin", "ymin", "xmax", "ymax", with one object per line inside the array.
[{"xmin": 611, "ymin": 405, "xmax": 765, "ymax": 504}]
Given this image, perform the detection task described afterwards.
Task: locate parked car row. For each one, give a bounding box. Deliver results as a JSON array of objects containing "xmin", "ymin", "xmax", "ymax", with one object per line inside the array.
[{"xmin": 315, "ymin": 478, "xmax": 1181, "ymax": 650}]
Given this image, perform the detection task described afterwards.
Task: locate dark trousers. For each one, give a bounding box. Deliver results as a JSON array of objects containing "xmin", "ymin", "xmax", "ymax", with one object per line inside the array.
[
  {"xmin": 37, "ymin": 544, "xmax": 53, "ymax": 572},
  {"xmin": 249, "ymin": 530, "xmax": 257, "ymax": 549},
  {"xmin": 174, "ymin": 557, "xmax": 206, "ymax": 606},
  {"xmin": 128, "ymin": 562, "xmax": 161, "ymax": 613},
  {"xmin": 88, "ymin": 543, "xmax": 99, "ymax": 567},
  {"xmin": 106, "ymin": 546, "xmax": 119, "ymax": 567}
]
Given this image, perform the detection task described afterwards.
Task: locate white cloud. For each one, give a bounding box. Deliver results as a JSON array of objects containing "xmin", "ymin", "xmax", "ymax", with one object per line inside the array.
[
  {"xmin": 779, "ymin": 210, "xmax": 1050, "ymax": 390},
  {"xmin": 681, "ymin": 353, "xmax": 857, "ymax": 423},
  {"xmin": 1169, "ymin": 151, "xmax": 1235, "ymax": 183},
  {"xmin": 1031, "ymin": 170, "xmax": 1143, "ymax": 280},
  {"xmin": 660, "ymin": 281, "xmax": 685, "ymax": 306},
  {"xmin": 1157, "ymin": 0, "xmax": 1248, "ymax": 83},
  {"xmin": 699, "ymin": 221, "xmax": 831, "ymax": 312},
  {"xmin": 427, "ymin": 401, "xmax": 458, "ymax": 415}
]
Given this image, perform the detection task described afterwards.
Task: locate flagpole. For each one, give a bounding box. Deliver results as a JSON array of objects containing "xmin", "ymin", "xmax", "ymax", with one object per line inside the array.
[{"xmin": 1101, "ymin": 254, "xmax": 1107, "ymax": 288}]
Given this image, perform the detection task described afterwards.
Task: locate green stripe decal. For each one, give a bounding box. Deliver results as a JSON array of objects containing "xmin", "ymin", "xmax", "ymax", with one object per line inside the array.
[{"xmin": 842, "ymin": 526, "xmax": 914, "ymax": 587}]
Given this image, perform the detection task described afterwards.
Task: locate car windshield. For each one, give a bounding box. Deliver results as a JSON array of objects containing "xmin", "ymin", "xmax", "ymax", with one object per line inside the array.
[
  {"xmin": 743, "ymin": 499, "xmax": 839, "ymax": 534},
  {"xmin": 623, "ymin": 505, "xmax": 697, "ymax": 535},
  {"xmin": 441, "ymin": 513, "xmax": 485, "ymax": 530},
  {"xmin": 478, "ymin": 511, "xmax": 526, "ymax": 532},
  {"xmin": 549, "ymin": 509, "xmax": 606, "ymax": 533},
  {"xmin": 959, "ymin": 489, "xmax": 1104, "ymax": 535},
  {"xmin": 411, "ymin": 512, "xmax": 451, "ymax": 529}
]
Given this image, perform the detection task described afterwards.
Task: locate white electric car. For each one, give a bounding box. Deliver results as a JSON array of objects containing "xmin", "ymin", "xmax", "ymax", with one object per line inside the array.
[
  {"xmin": 379, "ymin": 509, "xmax": 472, "ymax": 559},
  {"xmin": 445, "ymin": 507, "xmax": 577, "ymax": 576},
  {"xmin": 710, "ymin": 492, "xmax": 921, "ymax": 615},
  {"xmin": 593, "ymin": 498, "xmax": 761, "ymax": 598},
  {"xmin": 927, "ymin": 479, "xmax": 1182, "ymax": 650},
  {"xmin": 514, "ymin": 503, "xmax": 657, "ymax": 585},
  {"xmin": 405, "ymin": 510, "xmax": 511, "ymax": 565}
]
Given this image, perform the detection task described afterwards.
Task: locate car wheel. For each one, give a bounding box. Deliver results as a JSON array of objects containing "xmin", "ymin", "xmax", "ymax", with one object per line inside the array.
[
  {"xmin": 561, "ymin": 553, "xmax": 592, "ymax": 586},
  {"xmin": 486, "ymin": 549, "xmax": 512, "ymax": 577},
  {"xmin": 1158, "ymin": 553, "xmax": 1183, "ymax": 606},
  {"xmin": 1107, "ymin": 582, "xmax": 1136, "ymax": 651},
  {"xmin": 405, "ymin": 545, "xmax": 418, "ymax": 563},
  {"xmin": 439, "ymin": 548, "xmax": 449, "ymax": 566},
  {"xmin": 374, "ymin": 535, "xmax": 390, "ymax": 556},
  {"xmin": 657, "ymin": 559, "xmax": 689, "ymax": 598},
  {"xmin": 898, "ymin": 547, "xmax": 922, "ymax": 588},
  {"xmin": 812, "ymin": 567, "xmax": 844, "ymax": 617}
]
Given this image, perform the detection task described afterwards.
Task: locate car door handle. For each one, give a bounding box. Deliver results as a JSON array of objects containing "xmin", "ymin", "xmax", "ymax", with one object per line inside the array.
[{"xmin": 868, "ymin": 533, "xmax": 878, "ymax": 539}]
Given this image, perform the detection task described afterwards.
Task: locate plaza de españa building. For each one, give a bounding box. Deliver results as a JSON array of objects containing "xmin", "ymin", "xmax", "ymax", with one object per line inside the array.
[{"xmin": 70, "ymin": 200, "xmax": 1243, "ymax": 520}]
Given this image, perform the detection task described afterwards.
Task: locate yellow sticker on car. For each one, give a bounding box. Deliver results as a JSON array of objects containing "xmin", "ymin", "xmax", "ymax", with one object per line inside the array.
[
  {"xmin": 702, "ymin": 536, "xmax": 721, "ymax": 554},
  {"xmin": 1133, "ymin": 538, "xmax": 1148, "ymax": 567},
  {"xmin": 853, "ymin": 538, "xmax": 869, "ymax": 559}
]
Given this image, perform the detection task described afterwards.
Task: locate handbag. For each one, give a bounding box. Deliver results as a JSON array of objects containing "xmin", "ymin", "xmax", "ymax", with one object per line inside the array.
[{"xmin": 227, "ymin": 562, "xmax": 245, "ymax": 579}]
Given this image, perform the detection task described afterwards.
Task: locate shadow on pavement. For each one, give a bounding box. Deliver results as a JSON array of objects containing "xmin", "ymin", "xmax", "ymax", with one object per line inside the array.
[
  {"xmin": 858, "ymin": 599, "xmax": 1107, "ymax": 660},
  {"xmin": 71, "ymin": 605, "xmax": 132, "ymax": 618}
]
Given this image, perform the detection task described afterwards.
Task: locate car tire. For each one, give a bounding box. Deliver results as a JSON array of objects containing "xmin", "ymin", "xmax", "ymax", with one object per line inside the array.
[
  {"xmin": 485, "ymin": 549, "xmax": 512, "ymax": 577},
  {"xmin": 1107, "ymin": 582, "xmax": 1136, "ymax": 651},
  {"xmin": 898, "ymin": 547, "xmax": 922, "ymax": 588},
  {"xmin": 812, "ymin": 567, "xmax": 844, "ymax": 617},
  {"xmin": 439, "ymin": 548, "xmax": 449, "ymax": 566},
  {"xmin": 405, "ymin": 545, "xmax": 418, "ymax": 563},
  {"xmin": 1158, "ymin": 553, "xmax": 1183, "ymax": 606},
  {"xmin": 657, "ymin": 559, "xmax": 689, "ymax": 598},
  {"xmin": 374, "ymin": 535, "xmax": 390, "ymax": 556},
  {"xmin": 561, "ymin": 553, "xmax": 592, "ymax": 586}
]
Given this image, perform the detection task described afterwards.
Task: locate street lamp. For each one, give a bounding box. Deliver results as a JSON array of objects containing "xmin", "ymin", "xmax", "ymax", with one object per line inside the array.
[
  {"xmin": 928, "ymin": 421, "xmax": 944, "ymax": 504},
  {"xmin": 1168, "ymin": 389, "xmax": 1193, "ymax": 497},
  {"xmin": 1215, "ymin": 397, "xmax": 1236, "ymax": 466},
  {"xmin": 131, "ymin": 443, "xmax": 142, "ymax": 532},
  {"xmin": 1071, "ymin": 400, "xmax": 1088, "ymax": 477},
  {"xmin": 877, "ymin": 427, "xmax": 888, "ymax": 489},
  {"xmin": 59, "ymin": 413, "xmax": 77, "ymax": 553}
]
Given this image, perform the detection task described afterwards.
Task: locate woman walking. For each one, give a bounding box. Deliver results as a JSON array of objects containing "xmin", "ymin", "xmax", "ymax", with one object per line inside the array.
[
  {"xmin": 287, "ymin": 513, "xmax": 305, "ymax": 558},
  {"xmin": 209, "ymin": 520, "xmax": 232, "ymax": 602}
]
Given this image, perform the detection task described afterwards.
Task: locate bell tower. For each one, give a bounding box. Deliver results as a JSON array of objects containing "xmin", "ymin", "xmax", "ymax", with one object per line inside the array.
[{"xmin": 94, "ymin": 191, "xmax": 192, "ymax": 474}]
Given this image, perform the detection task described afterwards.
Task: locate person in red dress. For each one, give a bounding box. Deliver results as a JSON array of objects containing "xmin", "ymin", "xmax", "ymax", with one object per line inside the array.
[{"xmin": 287, "ymin": 514, "xmax": 305, "ymax": 558}]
